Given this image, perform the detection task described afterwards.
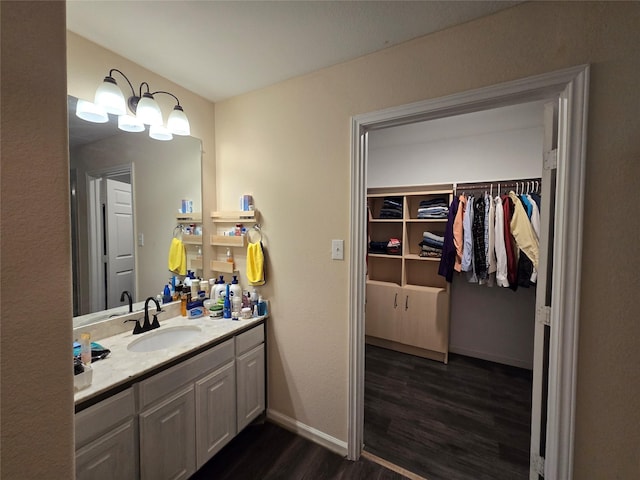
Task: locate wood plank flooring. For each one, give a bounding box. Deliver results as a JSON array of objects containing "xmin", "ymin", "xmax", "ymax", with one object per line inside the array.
[
  {"xmin": 191, "ymin": 419, "xmax": 410, "ymax": 479},
  {"xmin": 364, "ymin": 344, "xmax": 533, "ymax": 480}
]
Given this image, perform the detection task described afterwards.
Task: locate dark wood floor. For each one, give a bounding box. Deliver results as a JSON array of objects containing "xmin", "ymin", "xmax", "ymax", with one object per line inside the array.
[
  {"xmin": 192, "ymin": 419, "xmax": 410, "ymax": 480},
  {"xmin": 364, "ymin": 344, "xmax": 533, "ymax": 480}
]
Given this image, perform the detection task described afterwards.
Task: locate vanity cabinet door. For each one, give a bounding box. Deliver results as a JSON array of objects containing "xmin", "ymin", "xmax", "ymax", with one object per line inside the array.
[
  {"xmin": 139, "ymin": 385, "xmax": 196, "ymax": 480},
  {"xmin": 195, "ymin": 360, "xmax": 237, "ymax": 468},
  {"xmin": 236, "ymin": 343, "xmax": 265, "ymax": 432},
  {"xmin": 76, "ymin": 419, "xmax": 137, "ymax": 480}
]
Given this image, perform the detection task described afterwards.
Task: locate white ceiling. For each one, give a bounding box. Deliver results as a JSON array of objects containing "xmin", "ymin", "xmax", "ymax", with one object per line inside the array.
[{"xmin": 66, "ymin": 0, "xmax": 520, "ymax": 103}]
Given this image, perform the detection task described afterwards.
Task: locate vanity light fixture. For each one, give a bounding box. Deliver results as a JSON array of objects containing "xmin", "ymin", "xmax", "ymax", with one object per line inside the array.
[{"xmin": 76, "ymin": 68, "xmax": 191, "ymax": 140}]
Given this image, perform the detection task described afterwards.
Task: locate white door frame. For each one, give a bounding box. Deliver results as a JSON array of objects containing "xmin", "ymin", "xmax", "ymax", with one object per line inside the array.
[{"xmin": 348, "ymin": 65, "xmax": 589, "ymax": 479}]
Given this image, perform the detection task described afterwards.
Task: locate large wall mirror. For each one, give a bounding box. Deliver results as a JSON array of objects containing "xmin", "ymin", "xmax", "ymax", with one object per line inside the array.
[{"xmin": 69, "ymin": 96, "xmax": 202, "ymax": 326}]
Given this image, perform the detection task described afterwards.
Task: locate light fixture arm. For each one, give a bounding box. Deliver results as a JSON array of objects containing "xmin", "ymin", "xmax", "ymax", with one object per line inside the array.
[
  {"xmin": 151, "ymin": 90, "xmax": 182, "ymax": 107},
  {"xmin": 107, "ymin": 68, "xmax": 137, "ymax": 99}
]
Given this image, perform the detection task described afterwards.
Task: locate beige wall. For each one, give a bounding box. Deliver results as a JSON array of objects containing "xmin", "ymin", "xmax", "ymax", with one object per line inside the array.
[
  {"xmin": 0, "ymin": 1, "xmax": 74, "ymax": 478},
  {"xmin": 214, "ymin": 2, "xmax": 640, "ymax": 478}
]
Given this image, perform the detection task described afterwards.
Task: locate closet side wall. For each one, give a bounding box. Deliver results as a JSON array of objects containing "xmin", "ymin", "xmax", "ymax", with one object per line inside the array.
[{"xmin": 367, "ymin": 104, "xmax": 543, "ymax": 369}]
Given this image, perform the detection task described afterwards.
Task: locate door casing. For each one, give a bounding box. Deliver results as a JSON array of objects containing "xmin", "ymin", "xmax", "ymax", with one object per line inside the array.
[{"xmin": 348, "ymin": 65, "xmax": 589, "ymax": 480}]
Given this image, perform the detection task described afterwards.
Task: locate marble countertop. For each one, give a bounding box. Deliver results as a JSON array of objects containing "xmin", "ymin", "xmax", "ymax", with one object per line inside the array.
[{"xmin": 74, "ymin": 314, "xmax": 266, "ymax": 406}]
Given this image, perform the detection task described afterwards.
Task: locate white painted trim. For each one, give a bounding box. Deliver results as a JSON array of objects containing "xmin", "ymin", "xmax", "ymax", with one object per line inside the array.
[
  {"xmin": 348, "ymin": 65, "xmax": 589, "ymax": 479},
  {"xmin": 545, "ymin": 66, "xmax": 589, "ymax": 480},
  {"xmin": 267, "ymin": 409, "xmax": 348, "ymax": 457}
]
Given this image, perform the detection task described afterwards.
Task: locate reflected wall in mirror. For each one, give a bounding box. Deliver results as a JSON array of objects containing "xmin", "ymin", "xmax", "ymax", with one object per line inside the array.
[{"xmin": 69, "ymin": 96, "xmax": 202, "ymax": 322}]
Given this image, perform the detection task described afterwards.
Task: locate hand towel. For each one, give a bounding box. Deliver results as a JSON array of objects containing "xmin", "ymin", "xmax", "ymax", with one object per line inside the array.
[
  {"xmin": 246, "ymin": 241, "xmax": 265, "ymax": 286},
  {"xmin": 168, "ymin": 237, "xmax": 187, "ymax": 276}
]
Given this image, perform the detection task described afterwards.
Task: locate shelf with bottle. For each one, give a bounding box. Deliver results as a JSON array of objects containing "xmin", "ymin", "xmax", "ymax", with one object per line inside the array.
[
  {"xmin": 175, "ymin": 212, "xmax": 202, "ymax": 223},
  {"xmin": 210, "ymin": 234, "xmax": 246, "ymax": 247},
  {"xmin": 210, "ymin": 210, "xmax": 257, "ymax": 222}
]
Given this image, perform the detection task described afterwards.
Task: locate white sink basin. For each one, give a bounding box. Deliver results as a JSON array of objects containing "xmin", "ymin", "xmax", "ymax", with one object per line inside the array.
[{"xmin": 127, "ymin": 325, "xmax": 202, "ymax": 353}]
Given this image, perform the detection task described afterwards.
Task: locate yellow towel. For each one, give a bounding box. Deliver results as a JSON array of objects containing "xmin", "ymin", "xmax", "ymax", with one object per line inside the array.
[
  {"xmin": 246, "ymin": 242, "xmax": 265, "ymax": 286},
  {"xmin": 168, "ymin": 237, "xmax": 187, "ymax": 276}
]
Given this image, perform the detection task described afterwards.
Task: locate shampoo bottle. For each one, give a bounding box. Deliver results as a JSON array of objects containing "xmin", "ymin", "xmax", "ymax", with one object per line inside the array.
[{"xmin": 223, "ymin": 283, "xmax": 231, "ymax": 319}]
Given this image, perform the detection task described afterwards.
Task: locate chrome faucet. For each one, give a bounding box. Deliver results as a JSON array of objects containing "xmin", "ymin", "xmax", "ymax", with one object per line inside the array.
[{"xmin": 120, "ymin": 290, "xmax": 133, "ymax": 313}]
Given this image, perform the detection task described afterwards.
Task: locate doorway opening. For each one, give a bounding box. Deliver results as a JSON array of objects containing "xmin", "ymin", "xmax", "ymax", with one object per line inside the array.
[
  {"xmin": 348, "ymin": 65, "xmax": 589, "ymax": 480},
  {"xmin": 84, "ymin": 166, "xmax": 135, "ymax": 313}
]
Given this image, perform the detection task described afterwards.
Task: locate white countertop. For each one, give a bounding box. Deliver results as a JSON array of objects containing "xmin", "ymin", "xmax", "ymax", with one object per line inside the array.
[{"xmin": 74, "ymin": 314, "xmax": 266, "ymax": 406}]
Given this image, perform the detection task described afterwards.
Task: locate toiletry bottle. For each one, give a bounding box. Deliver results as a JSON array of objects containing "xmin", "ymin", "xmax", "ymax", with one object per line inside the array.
[
  {"xmin": 226, "ymin": 248, "xmax": 234, "ymax": 270},
  {"xmin": 213, "ymin": 275, "xmax": 225, "ymax": 301},
  {"xmin": 180, "ymin": 288, "xmax": 188, "ymax": 316},
  {"xmin": 201, "ymin": 280, "xmax": 210, "ymax": 298},
  {"xmin": 257, "ymin": 295, "xmax": 267, "ymax": 316},
  {"xmin": 223, "ymin": 283, "xmax": 231, "ymax": 319},
  {"xmin": 191, "ymin": 278, "xmax": 200, "ymax": 299},
  {"xmin": 80, "ymin": 332, "xmax": 91, "ymax": 366},
  {"xmin": 229, "ymin": 275, "xmax": 241, "ymax": 302},
  {"xmin": 163, "ymin": 284, "xmax": 172, "ymax": 304}
]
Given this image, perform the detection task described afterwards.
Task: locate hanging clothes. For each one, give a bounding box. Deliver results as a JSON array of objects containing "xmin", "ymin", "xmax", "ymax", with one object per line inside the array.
[
  {"xmin": 508, "ymin": 191, "xmax": 539, "ymax": 269},
  {"xmin": 494, "ymin": 196, "xmax": 509, "ymax": 288},
  {"xmin": 453, "ymin": 194, "xmax": 466, "ymax": 272},
  {"xmin": 438, "ymin": 195, "xmax": 460, "ymax": 282}
]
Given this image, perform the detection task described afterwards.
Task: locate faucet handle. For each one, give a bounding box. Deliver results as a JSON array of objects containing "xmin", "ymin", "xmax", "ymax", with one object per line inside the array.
[
  {"xmin": 124, "ymin": 318, "xmax": 144, "ymax": 335},
  {"xmin": 151, "ymin": 314, "xmax": 160, "ymax": 330}
]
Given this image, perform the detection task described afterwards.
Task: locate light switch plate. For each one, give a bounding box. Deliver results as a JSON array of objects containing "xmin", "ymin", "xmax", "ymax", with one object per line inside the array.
[
  {"xmin": 331, "ymin": 239, "xmax": 344, "ymax": 260},
  {"xmin": 137, "ymin": 233, "xmax": 144, "ymax": 246}
]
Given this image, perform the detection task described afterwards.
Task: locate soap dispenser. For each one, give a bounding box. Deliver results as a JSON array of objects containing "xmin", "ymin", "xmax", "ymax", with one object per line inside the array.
[
  {"xmin": 229, "ymin": 275, "xmax": 241, "ymax": 301},
  {"xmin": 213, "ymin": 275, "xmax": 226, "ymax": 301}
]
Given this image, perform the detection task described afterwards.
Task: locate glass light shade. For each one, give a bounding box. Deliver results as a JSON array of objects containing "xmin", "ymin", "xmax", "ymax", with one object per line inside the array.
[
  {"xmin": 167, "ymin": 106, "xmax": 191, "ymax": 136},
  {"xmin": 118, "ymin": 114, "xmax": 145, "ymax": 133},
  {"xmin": 75, "ymin": 99, "xmax": 109, "ymax": 123},
  {"xmin": 136, "ymin": 93, "xmax": 163, "ymax": 126},
  {"xmin": 94, "ymin": 76, "xmax": 127, "ymax": 115},
  {"xmin": 149, "ymin": 124, "xmax": 173, "ymax": 141}
]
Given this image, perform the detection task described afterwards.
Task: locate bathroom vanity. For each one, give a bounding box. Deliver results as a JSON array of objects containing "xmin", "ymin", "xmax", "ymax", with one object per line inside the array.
[{"xmin": 74, "ymin": 315, "xmax": 266, "ymax": 480}]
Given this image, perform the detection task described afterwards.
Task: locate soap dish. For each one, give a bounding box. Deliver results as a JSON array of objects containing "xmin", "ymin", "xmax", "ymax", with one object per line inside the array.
[{"xmin": 74, "ymin": 365, "xmax": 93, "ymax": 391}]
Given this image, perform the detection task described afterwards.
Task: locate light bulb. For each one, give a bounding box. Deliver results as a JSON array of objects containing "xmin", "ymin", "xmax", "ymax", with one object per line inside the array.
[
  {"xmin": 75, "ymin": 99, "xmax": 108, "ymax": 123},
  {"xmin": 94, "ymin": 76, "xmax": 126, "ymax": 115},
  {"xmin": 136, "ymin": 93, "xmax": 163, "ymax": 126},
  {"xmin": 167, "ymin": 105, "xmax": 191, "ymax": 136},
  {"xmin": 149, "ymin": 124, "xmax": 173, "ymax": 141},
  {"xmin": 118, "ymin": 114, "xmax": 145, "ymax": 133}
]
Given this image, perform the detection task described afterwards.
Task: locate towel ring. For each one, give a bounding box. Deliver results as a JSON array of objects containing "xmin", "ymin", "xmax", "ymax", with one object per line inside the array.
[
  {"xmin": 248, "ymin": 224, "xmax": 263, "ymax": 244},
  {"xmin": 173, "ymin": 225, "xmax": 183, "ymax": 238}
]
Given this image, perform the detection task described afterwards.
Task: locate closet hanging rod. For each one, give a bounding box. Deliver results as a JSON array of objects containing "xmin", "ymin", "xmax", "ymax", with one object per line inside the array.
[{"xmin": 455, "ymin": 177, "xmax": 541, "ymax": 194}]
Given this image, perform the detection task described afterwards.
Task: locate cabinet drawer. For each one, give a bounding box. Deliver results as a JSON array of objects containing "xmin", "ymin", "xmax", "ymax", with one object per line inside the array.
[
  {"xmin": 75, "ymin": 388, "xmax": 135, "ymax": 448},
  {"xmin": 235, "ymin": 324, "xmax": 264, "ymax": 356},
  {"xmin": 138, "ymin": 339, "xmax": 234, "ymax": 410}
]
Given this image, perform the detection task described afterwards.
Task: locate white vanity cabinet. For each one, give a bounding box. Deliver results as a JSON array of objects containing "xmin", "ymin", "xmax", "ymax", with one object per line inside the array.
[
  {"xmin": 236, "ymin": 324, "xmax": 266, "ymax": 431},
  {"xmin": 138, "ymin": 338, "xmax": 235, "ymax": 480},
  {"xmin": 75, "ymin": 388, "xmax": 137, "ymax": 480},
  {"xmin": 74, "ymin": 320, "xmax": 267, "ymax": 480}
]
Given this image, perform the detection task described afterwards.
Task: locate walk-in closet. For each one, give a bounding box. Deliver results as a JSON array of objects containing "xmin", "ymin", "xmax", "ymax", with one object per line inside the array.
[{"xmin": 363, "ymin": 100, "xmax": 547, "ymax": 480}]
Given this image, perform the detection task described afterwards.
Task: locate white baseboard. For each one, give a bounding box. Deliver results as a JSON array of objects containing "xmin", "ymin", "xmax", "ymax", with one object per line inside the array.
[
  {"xmin": 449, "ymin": 345, "xmax": 533, "ymax": 370},
  {"xmin": 267, "ymin": 409, "xmax": 348, "ymax": 457}
]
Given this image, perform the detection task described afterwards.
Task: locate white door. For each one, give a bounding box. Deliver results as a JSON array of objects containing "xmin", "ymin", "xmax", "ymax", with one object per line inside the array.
[{"xmin": 106, "ymin": 178, "xmax": 134, "ymax": 309}]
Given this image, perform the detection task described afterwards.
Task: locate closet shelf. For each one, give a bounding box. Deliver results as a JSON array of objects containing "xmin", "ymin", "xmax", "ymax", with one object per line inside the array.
[
  {"xmin": 404, "ymin": 254, "xmax": 441, "ymax": 262},
  {"xmin": 368, "ymin": 253, "xmax": 402, "ymax": 259},
  {"xmin": 405, "ymin": 218, "xmax": 447, "ymax": 223},
  {"xmin": 368, "ymin": 218, "xmax": 403, "ymax": 223}
]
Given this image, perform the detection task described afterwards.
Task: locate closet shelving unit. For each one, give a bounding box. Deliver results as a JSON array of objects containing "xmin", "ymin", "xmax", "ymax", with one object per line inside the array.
[
  {"xmin": 209, "ymin": 210, "xmax": 258, "ymax": 274},
  {"xmin": 366, "ymin": 185, "xmax": 453, "ymax": 363},
  {"xmin": 175, "ymin": 212, "xmax": 203, "ymax": 271}
]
